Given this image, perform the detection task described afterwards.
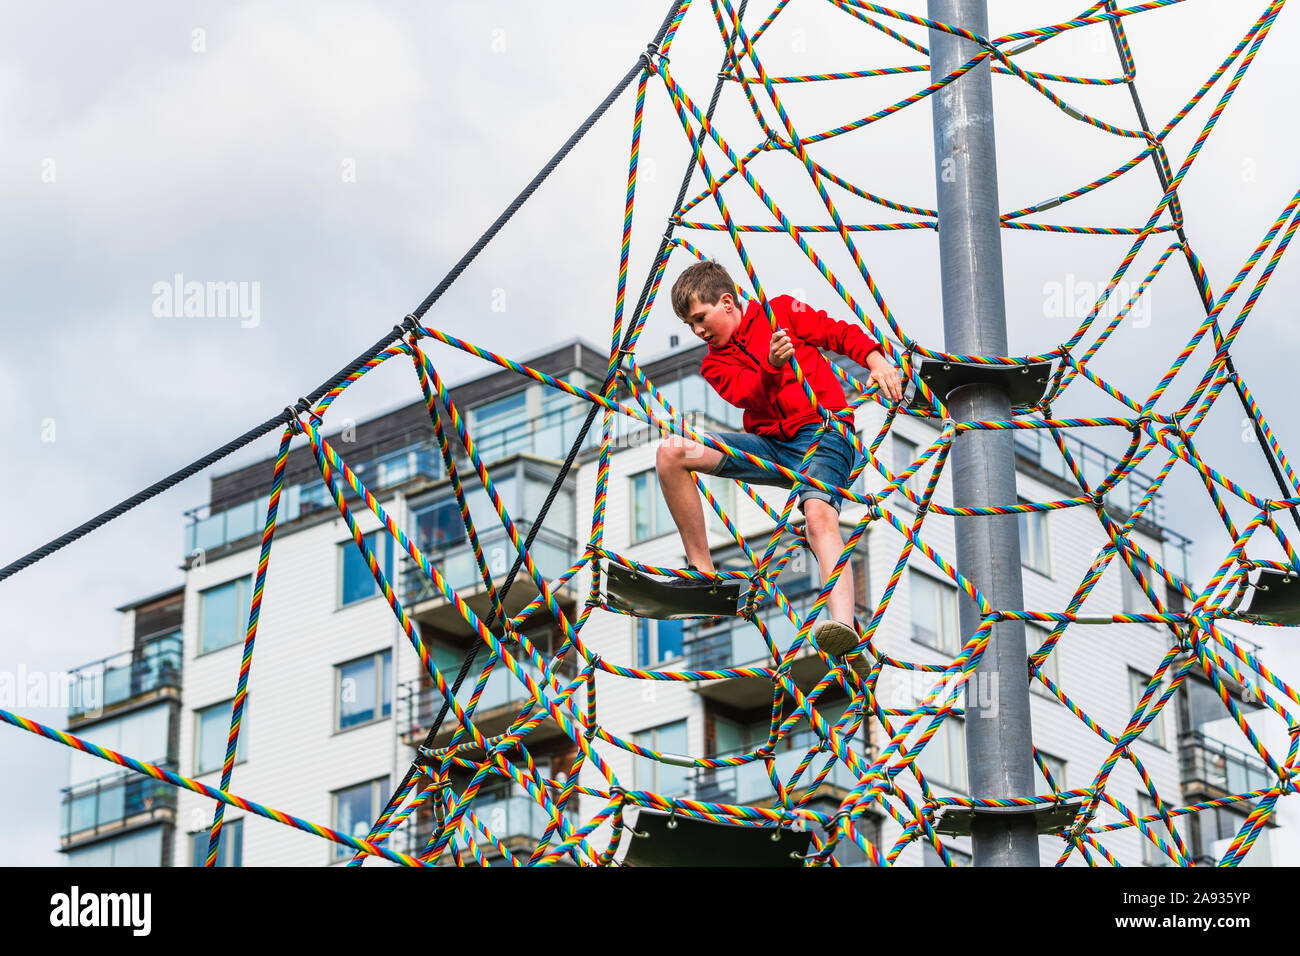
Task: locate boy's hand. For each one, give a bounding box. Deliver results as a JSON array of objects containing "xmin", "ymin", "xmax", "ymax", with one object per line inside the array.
[
  {"xmin": 769, "ymin": 328, "xmax": 795, "ymax": 367},
  {"xmin": 865, "ymin": 350, "xmax": 905, "ymax": 404}
]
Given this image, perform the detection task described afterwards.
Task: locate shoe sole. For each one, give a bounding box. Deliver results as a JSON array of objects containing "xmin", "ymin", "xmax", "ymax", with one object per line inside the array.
[{"xmin": 813, "ymin": 620, "xmax": 858, "ymax": 657}]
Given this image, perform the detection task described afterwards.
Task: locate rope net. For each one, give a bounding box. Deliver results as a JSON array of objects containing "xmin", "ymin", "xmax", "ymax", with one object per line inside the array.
[{"xmin": 6, "ymin": 0, "xmax": 1300, "ymax": 867}]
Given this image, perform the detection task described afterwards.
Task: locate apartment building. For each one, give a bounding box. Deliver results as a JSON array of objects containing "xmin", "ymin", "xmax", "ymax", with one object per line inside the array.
[
  {"xmin": 60, "ymin": 337, "xmax": 1276, "ymax": 866},
  {"xmin": 59, "ymin": 587, "xmax": 184, "ymax": 865}
]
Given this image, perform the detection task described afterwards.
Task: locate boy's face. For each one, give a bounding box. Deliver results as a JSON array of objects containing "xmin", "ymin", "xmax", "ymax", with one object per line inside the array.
[{"xmin": 682, "ymin": 292, "xmax": 742, "ymax": 349}]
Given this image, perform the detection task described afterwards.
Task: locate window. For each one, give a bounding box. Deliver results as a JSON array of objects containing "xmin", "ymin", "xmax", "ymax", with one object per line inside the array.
[
  {"xmin": 335, "ymin": 650, "xmax": 393, "ymax": 731},
  {"xmin": 64, "ymin": 826, "xmax": 164, "ymax": 866},
  {"xmin": 198, "ymin": 576, "xmax": 253, "ymax": 654},
  {"xmin": 893, "ymin": 434, "xmax": 920, "ymax": 511},
  {"xmin": 68, "ymin": 704, "xmax": 170, "ymax": 788},
  {"xmin": 910, "ymin": 570, "xmax": 960, "ymax": 655},
  {"xmin": 1027, "ymin": 624, "xmax": 1062, "ymax": 702},
  {"xmin": 1128, "ymin": 669, "xmax": 1168, "ymax": 748},
  {"xmin": 471, "ymin": 390, "xmax": 530, "ymax": 459},
  {"xmin": 1136, "ymin": 792, "xmax": 1172, "ymax": 867},
  {"xmin": 662, "ymin": 373, "xmax": 742, "ymax": 429},
  {"xmin": 1120, "ymin": 560, "xmax": 1157, "ymax": 625},
  {"xmin": 191, "ymin": 818, "xmax": 243, "ymax": 867},
  {"xmin": 195, "ymin": 699, "xmax": 247, "ymax": 775},
  {"xmin": 332, "ymin": 777, "xmax": 389, "ymax": 862},
  {"xmin": 473, "ymin": 389, "xmax": 529, "ymax": 431},
  {"xmin": 1018, "ymin": 498, "xmax": 1051, "ymax": 575},
  {"xmin": 699, "ymin": 474, "xmax": 737, "ymax": 538},
  {"xmin": 413, "ymin": 496, "xmax": 468, "ymax": 553},
  {"xmin": 636, "ymin": 619, "xmax": 685, "ymax": 667},
  {"xmin": 1037, "ymin": 751, "xmax": 1067, "ymax": 791},
  {"xmin": 632, "ymin": 720, "xmax": 690, "ymax": 796},
  {"xmin": 923, "ymin": 843, "xmax": 972, "ymax": 867},
  {"xmin": 413, "ymin": 479, "xmax": 519, "ymax": 555},
  {"xmin": 630, "ymin": 470, "xmax": 675, "ymax": 543},
  {"xmin": 338, "ymin": 530, "xmax": 395, "ymax": 608},
  {"xmin": 713, "ymin": 716, "xmax": 767, "ymax": 756},
  {"xmin": 914, "ymin": 717, "xmax": 966, "ymax": 793}
]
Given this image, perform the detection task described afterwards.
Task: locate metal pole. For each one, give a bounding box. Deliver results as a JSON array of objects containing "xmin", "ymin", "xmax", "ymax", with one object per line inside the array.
[{"xmin": 927, "ymin": 0, "xmax": 1038, "ymax": 866}]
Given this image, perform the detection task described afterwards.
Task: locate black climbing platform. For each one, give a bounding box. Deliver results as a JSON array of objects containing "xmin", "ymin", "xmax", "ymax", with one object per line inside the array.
[
  {"xmin": 602, "ymin": 561, "xmax": 741, "ymax": 620},
  {"xmin": 908, "ymin": 360, "xmax": 1053, "ymax": 413},
  {"xmin": 933, "ymin": 797, "xmax": 1085, "ymax": 837},
  {"xmin": 622, "ymin": 808, "xmax": 812, "ymax": 867},
  {"xmin": 1240, "ymin": 568, "xmax": 1300, "ymax": 626}
]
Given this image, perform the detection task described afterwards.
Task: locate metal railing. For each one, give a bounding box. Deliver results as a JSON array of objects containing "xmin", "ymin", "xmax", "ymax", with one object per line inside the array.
[
  {"xmin": 1179, "ymin": 730, "xmax": 1271, "ymax": 796},
  {"xmin": 684, "ymin": 587, "xmax": 820, "ymax": 671},
  {"xmin": 1012, "ymin": 427, "xmax": 1194, "ymax": 574},
  {"xmin": 693, "ymin": 735, "xmax": 868, "ymax": 805},
  {"xmin": 393, "ymin": 792, "xmax": 580, "ymax": 860},
  {"xmin": 473, "ymin": 406, "xmax": 601, "ymax": 464},
  {"xmin": 400, "ymin": 520, "xmax": 579, "ymax": 606},
  {"xmin": 62, "ymin": 761, "xmax": 177, "ymax": 842},
  {"xmin": 67, "ymin": 634, "xmax": 183, "ymax": 721},
  {"xmin": 183, "ymin": 439, "xmax": 440, "ymax": 557},
  {"xmin": 396, "ymin": 653, "xmax": 559, "ymax": 740}
]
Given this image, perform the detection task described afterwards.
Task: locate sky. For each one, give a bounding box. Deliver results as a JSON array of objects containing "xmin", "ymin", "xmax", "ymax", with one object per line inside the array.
[{"xmin": 1, "ymin": 0, "xmax": 1297, "ymax": 867}]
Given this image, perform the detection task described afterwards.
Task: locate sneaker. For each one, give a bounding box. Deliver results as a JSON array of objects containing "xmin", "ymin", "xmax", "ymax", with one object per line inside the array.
[
  {"xmin": 814, "ymin": 620, "xmax": 871, "ymax": 680},
  {"xmin": 812, "ymin": 619, "xmax": 858, "ymax": 657}
]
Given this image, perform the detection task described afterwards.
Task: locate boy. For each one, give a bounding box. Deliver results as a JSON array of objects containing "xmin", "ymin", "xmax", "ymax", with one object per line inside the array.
[{"xmin": 657, "ymin": 260, "xmax": 903, "ymax": 663}]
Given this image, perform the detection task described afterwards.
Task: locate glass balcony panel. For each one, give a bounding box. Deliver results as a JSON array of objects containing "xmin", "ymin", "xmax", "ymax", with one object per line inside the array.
[
  {"xmin": 224, "ymin": 500, "xmax": 257, "ymax": 542},
  {"xmin": 95, "ymin": 784, "xmax": 125, "ymax": 828},
  {"xmin": 451, "ymin": 792, "xmax": 572, "ymax": 849},
  {"xmin": 101, "ymin": 664, "xmax": 132, "ymax": 710},
  {"xmin": 193, "ymin": 513, "xmax": 225, "ymax": 551},
  {"xmin": 734, "ymin": 626, "xmax": 770, "ymax": 667},
  {"xmin": 67, "ymin": 792, "xmax": 98, "ymax": 834}
]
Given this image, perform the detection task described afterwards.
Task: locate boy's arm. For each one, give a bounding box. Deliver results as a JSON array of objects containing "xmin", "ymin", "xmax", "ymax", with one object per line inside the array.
[{"xmin": 786, "ymin": 296, "xmax": 884, "ymax": 367}]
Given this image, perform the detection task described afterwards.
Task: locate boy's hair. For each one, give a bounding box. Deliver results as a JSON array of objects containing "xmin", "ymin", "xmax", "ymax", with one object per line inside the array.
[{"xmin": 670, "ymin": 260, "xmax": 739, "ymax": 319}]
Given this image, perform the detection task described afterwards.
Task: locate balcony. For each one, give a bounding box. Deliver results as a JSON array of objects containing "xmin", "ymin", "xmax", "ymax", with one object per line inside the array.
[
  {"xmin": 394, "ymin": 792, "xmax": 580, "ymax": 864},
  {"xmin": 400, "ymin": 520, "xmax": 579, "ymax": 630},
  {"xmin": 686, "ymin": 591, "xmax": 855, "ymax": 709},
  {"xmin": 474, "ymin": 406, "xmax": 600, "ymax": 464},
  {"xmin": 694, "ymin": 736, "xmax": 869, "ymax": 806},
  {"xmin": 1179, "ymin": 730, "xmax": 1272, "ymax": 799},
  {"xmin": 67, "ymin": 634, "xmax": 182, "ymax": 725},
  {"xmin": 184, "ymin": 440, "xmax": 440, "ymax": 558},
  {"xmin": 61, "ymin": 762, "xmax": 177, "ymax": 848},
  {"xmin": 1012, "ymin": 427, "xmax": 1192, "ymax": 546},
  {"xmin": 396, "ymin": 652, "xmax": 570, "ymax": 746}
]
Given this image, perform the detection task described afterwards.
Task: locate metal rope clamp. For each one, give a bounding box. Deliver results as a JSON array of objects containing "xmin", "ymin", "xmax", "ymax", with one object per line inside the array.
[
  {"xmin": 296, "ymin": 397, "xmax": 321, "ymax": 426},
  {"xmin": 610, "ymin": 784, "xmax": 648, "ymax": 836},
  {"xmin": 640, "ymin": 41, "xmax": 667, "ymax": 71}
]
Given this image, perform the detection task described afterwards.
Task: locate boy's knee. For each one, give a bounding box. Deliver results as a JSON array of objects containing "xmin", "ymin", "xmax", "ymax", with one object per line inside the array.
[
  {"xmin": 803, "ymin": 499, "xmax": 840, "ymax": 533},
  {"xmin": 657, "ymin": 433, "xmax": 714, "ymax": 475},
  {"xmin": 656, "ymin": 436, "xmax": 686, "ymax": 474}
]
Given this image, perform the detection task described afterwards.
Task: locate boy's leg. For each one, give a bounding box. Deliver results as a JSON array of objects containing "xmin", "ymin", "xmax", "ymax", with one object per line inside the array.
[
  {"xmin": 655, "ymin": 432, "xmax": 724, "ymax": 572},
  {"xmin": 789, "ymin": 423, "xmax": 864, "ymax": 661},
  {"xmin": 804, "ymin": 498, "xmax": 855, "ymax": 627}
]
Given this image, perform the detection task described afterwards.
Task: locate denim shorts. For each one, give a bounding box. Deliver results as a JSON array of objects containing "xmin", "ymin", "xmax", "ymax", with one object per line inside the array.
[{"xmin": 706, "ymin": 421, "xmax": 859, "ymax": 512}]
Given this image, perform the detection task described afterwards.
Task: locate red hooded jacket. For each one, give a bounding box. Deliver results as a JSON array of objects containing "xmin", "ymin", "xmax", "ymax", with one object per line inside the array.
[{"xmin": 700, "ymin": 295, "xmax": 883, "ymax": 440}]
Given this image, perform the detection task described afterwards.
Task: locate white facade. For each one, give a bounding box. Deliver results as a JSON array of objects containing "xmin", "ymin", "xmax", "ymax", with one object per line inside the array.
[{"xmin": 176, "ymin": 502, "xmax": 406, "ymax": 867}]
